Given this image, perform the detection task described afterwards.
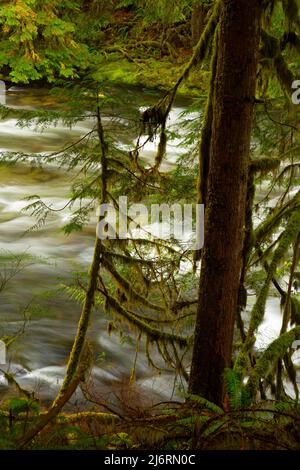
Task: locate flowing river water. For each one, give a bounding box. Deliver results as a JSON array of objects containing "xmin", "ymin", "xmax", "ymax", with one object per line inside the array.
[{"xmin": 0, "ymin": 86, "xmax": 296, "ymax": 408}]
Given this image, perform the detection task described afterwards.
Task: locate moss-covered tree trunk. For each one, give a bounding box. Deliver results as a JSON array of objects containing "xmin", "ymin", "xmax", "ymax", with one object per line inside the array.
[
  {"xmin": 51, "ymin": 99, "xmax": 108, "ymax": 407},
  {"xmin": 189, "ymin": 0, "xmax": 261, "ymax": 406}
]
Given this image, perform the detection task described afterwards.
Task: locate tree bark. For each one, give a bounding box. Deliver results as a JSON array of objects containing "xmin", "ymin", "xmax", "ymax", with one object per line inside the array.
[
  {"xmin": 189, "ymin": 0, "xmax": 262, "ymax": 406},
  {"xmin": 191, "ymin": 3, "xmax": 208, "ymax": 46}
]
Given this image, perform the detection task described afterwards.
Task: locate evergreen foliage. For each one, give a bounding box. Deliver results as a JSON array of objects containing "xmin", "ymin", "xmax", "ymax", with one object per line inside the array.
[{"xmin": 0, "ymin": 0, "xmax": 300, "ymax": 450}]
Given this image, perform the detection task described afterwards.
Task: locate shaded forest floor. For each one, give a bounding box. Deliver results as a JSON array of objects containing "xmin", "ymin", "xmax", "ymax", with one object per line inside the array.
[
  {"xmin": 81, "ymin": 7, "xmax": 210, "ymax": 95},
  {"xmin": 1, "ymin": 393, "xmax": 300, "ymax": 450}
]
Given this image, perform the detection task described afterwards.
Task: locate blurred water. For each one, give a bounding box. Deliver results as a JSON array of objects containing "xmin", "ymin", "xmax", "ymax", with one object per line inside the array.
[
  {"xmin": 0, "ymin": 86, "xmax": 293, "ymax": 405},
  {"xmin": 0, "ymin": 87, "xmax": 189, "ymax": 406}
]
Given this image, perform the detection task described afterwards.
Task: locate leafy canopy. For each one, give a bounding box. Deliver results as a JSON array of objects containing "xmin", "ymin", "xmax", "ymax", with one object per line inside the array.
[{"xmin": 0, "ymin": 0, "xmax": 89, "ymax": 83}]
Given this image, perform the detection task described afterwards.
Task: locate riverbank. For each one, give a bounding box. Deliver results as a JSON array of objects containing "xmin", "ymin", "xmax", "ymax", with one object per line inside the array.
[{"xmin": 93, "ymin": 54, "xmax": 210, "ymax": 97}]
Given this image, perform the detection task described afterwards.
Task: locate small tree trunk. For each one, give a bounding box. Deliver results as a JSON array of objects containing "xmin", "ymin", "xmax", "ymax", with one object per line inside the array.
[
  {"xmin": 52, "ymin": 99, "xmax": 108, "ymax": 407},
  {"xmin": 189, "ymin": 0, "xmax": 261, "ymax": 406},
  {"xmin": 191, "ymin": 3, "xmax": 207, "ymax": 46}
]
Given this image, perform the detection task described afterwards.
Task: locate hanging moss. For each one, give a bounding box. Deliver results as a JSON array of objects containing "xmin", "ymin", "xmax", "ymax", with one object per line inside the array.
[
  {"xmin": 260, "ymin": 29, "xmax": 296, "ymax": 99},
  {"xmin": 247, "ymin": 209, "xmax": 300, "ymax": 339},
  {"xmin": 237, "ymin": 170, "xmax": 256, "ymax": 342},
  {"xmin": 280, "ymin": 233, "xmax": 300, "ymax": 339},
  {"xmin": 281, "ymin": 31, "xmax": 300, "ymax": 55},
  {"xmin": 171, "ymin": 340, "xmax": 189, "ymax": 382},
  {"xmin": 233, "ymin": 348, "xmax": 253, "ymax": 379},
  {"xmin": 154, "ymin": 129, "xmax": 167, "ymax": 169},
  {"xmin": 102, "ymin": 257, "xmax": 165, "ymax": 313},
  {"xmin": 137, "ymin": 0, "xmax": 221, "ymax": 172},
  {"xmin": 267, "ymin": 210, "xmax": 300, "ymax": 278},
  {"xmin": 103, "ymin": 290, "xmax": 189, "ymax": 348},
  {"xmin": 282, "ymin": 0, "xmax": 300, "ymax": 27},
  {"xmin": 291, "ymin": 297, "xmax": 300, "ymax": 325},
  {"xmin": 254, "ymin": 189, "xmax": 300, "ymax": 246},
  {"xmin": 261, "ymin": 29, "xmax": 281, "ymax": 58},
  {"xmin": 274, "ymin": 53, "xmax": 296, "ymax": 99},
  {"xmin": 246, "ymin": 326, "xmax": 300, "ymax": 399},
  {"xmin": 141, "ymin": 100, "xmax": 168, "ymax": 138},
  {"xmin": 283, "ymin": 353, "xmax": 299, "ymax": 400},
  {"xmin": 250, "ymin": 157, "xmax": 281, "ymax": 173}
]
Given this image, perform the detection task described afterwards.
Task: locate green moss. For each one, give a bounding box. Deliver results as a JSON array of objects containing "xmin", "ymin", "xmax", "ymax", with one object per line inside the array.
[
  {"xmin": 93, "ymin": 56, "xmax": 210, "ymax": 96},
  {"xmin": 247, "ymin": 326, "xmax": 300, "ymax": 398},
  {"xmin": 248, "ymin": 209, "xmax": 300, "ymax": 338},
  {"xmin": 250, "ymin": 157, "xmax": 280, "ymax": 173}
]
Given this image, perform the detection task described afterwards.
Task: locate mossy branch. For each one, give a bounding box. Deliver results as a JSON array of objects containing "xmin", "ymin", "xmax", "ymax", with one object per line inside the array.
[
  {"xmin": 247, "ymin": 209, "xmax": 300, "ymax": 339},
  {"xmin": 100, "ymin": 288, "xmax": 189, "ymax": 348},
  {"xmin": 260, "ymin": 29, "xmax": 296, "ymax": 100},
  {"xmin": 250, "ymin": 157, "xmax": 280, "ymax": 173},
  {"xmin": 139, "ymin": 0, "xmax": 220, "ymax": 171},
  {"xmin": 253, "ymin": 189, "xmax": 300, "ymax": 246},
  {"xmin": 51, "ymin": 99, "xmax": 108, "ymax": 407},
  {"xmin": 102, "ymin": 256, "xmax": 166, "ymax": 313},
  {"xmin": 246, "ymin": 326, "xmax": 300, "ymax": 399}
]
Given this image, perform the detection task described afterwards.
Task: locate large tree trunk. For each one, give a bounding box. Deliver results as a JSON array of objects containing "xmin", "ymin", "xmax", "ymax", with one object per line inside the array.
[{"xmin": 189, "ymin": 0, "xmax": 261, "ymax": 406}]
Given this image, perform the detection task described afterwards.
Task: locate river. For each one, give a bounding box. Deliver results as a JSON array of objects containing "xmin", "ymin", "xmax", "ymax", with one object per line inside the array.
[{"xmin": 0, "ymin": 86, "xmax": 297, "ymax": 409}]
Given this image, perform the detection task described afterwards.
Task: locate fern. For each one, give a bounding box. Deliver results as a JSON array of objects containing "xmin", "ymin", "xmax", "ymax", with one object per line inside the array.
[
  {"xmin": 224, "ymin": 369, "xmax": 252, "ymax": 410},
  {"xmin": 184, "ymin": 393, "xmax": 224, "ymax": 414}
]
